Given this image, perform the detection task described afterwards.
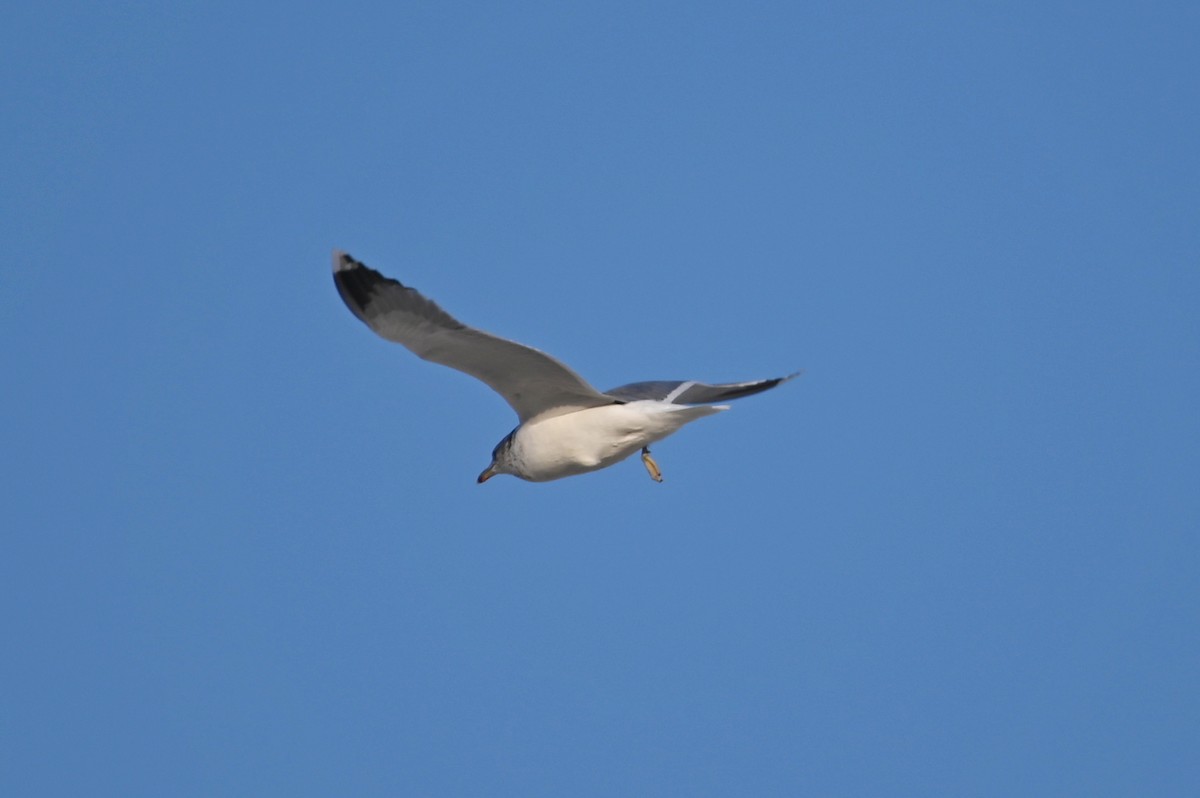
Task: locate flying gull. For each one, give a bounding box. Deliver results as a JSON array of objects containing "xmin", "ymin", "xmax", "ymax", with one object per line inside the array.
[{"xmin": 332, "ymin": 251, "xmax": 798, "ymax": 483}]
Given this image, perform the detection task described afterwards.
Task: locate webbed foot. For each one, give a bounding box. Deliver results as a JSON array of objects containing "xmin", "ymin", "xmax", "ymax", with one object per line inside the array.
[{"xmin": 641, "ymin": 447, "xmax": 663, "ymax": 483}]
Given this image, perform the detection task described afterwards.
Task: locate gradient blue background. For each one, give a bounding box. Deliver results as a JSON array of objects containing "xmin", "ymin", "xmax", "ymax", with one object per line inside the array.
[{"xmin": 3, "ymin": 2, "xmax": 1197, "ymax": 795}]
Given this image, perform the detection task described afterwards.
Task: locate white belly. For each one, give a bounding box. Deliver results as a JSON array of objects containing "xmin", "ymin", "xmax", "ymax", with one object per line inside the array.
[{"xmin": 512, "ymin": 401, "xmax": 728, "ymax": 482}]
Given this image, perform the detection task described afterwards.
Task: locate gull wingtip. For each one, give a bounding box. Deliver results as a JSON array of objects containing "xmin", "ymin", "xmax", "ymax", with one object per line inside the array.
[{"xmin": 331, "ymin": 249, "xmax": 356, "ymax": 273}]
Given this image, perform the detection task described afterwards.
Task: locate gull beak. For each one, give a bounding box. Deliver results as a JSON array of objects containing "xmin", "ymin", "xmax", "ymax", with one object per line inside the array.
[{"xmin": 477, "ymin": 464, "xmax": 498, "ymax": 484}]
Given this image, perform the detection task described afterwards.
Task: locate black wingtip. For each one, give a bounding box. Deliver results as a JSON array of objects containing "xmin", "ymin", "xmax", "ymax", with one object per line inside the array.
[
  {"xmin": 331, "ymin": 250, "xmax": 384, "ymax": 323},
  {"xmin": 714, "ymin": 371, "xmax": 803, "ymax": 401},
  {"xmin": 332, "ymin": 250, "xmax": 359, "ymax": 274}
]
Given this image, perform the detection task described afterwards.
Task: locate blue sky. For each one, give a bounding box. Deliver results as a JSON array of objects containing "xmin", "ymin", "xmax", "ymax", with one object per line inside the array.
[{"xmin": 3, "ymin": 1, "xmax": 1197, "ymax": 795}]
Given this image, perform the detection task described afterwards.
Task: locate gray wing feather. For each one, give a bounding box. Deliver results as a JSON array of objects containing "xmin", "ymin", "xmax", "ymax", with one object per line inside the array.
[
  {"xmin": 333, "ymin": 251, "xmax": 610, "ymax": 422},
  {"xmin": 605, "ymin": 373, "xmax": 800, "ymax": 405}
]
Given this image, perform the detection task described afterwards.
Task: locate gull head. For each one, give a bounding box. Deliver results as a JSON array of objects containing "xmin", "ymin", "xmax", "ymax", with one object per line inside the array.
[{"xmin": 477, "ymin": 429, "xmax": 520, "ymax": 483}]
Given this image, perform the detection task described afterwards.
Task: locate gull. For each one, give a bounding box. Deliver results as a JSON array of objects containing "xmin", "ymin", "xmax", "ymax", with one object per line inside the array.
[{"xmin": 332, "ymin": 251, "xmax": 798, "ymax": 483}]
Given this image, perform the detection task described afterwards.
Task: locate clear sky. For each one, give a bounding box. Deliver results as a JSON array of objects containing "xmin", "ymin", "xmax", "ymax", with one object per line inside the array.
[{"xmin": 3, "ymin": 1, "xmax": 1197, "ymax": 796}]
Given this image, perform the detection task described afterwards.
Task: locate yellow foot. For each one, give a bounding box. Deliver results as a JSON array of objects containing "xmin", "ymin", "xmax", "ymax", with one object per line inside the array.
[{"xmin": 641, "ymin": 447, "xmax": 663, "ymax": 483}]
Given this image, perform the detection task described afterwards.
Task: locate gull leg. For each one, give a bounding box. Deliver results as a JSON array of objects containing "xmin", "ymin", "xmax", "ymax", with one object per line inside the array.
[{"xmin": 641, "ymin": 446, "xmax": 663, "ymax": 483}]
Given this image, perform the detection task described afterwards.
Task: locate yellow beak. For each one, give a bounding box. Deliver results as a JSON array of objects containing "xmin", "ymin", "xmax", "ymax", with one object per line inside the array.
[{"xmin": 477, "ymin": 465, "xmax": 498, "ymax": 483}]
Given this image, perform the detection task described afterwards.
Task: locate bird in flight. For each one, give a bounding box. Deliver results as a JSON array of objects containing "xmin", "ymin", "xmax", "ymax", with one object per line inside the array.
[{"xmin": 332, "ymin": 251, "xmax": 798, "ymax": 483}]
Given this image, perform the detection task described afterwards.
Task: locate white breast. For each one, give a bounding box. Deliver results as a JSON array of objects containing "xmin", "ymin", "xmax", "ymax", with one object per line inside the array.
[{"xmin": 511, "ymin": 401, "xmax": 728, "ymax": 481}]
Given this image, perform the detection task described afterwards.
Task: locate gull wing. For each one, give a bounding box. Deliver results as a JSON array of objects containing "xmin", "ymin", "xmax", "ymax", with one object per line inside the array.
[
  {"xmin": 605, "ymin": 373, "xmax": 800, "ymax": 405},
  {"xmin": 333, "ymin": 251, "xmax": 611, "ymax": 422}
]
